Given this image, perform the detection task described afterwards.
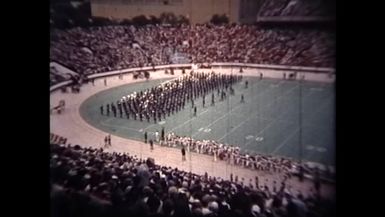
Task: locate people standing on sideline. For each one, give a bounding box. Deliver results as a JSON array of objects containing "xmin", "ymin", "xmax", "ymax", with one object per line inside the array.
[
  {"xmin": 104, "ymin": 78, "xmax": 107, "ymax": 86},
  {"xmin": 150, "ymin": 139, "xmax": 154, "ymax": 151},
  {"xmin": 181, "ymin": 146, "xmax": 186, "ymax": 161},
  {"xmin": 161, "ymin": 127, "xmax": 165, "ymax": 142},
  {"xmin": 314, "ymin": 167, "xmax": 321, "ymax": 197},
  {"xmin": 144, "ymin": 131, "xmax": 148, "ymax": 144},
  {"xmin": 211, "ymin": 93, "xmax": 215, "ymax": 106},
  {"xmin": 108, "ymin": 134, "xmax": 111, "ymax": 147},
  {"xmin": 260, "ymin": 73, "xmax": 263, "ymax": 80},
  {"xmin": 245, "ymin": 80, "xmax": 248, "ymax": 89},
  {"xmin": 283, "ymin": 73, "xmax": 286, "ymax": 80},
  {"xmin": 298, "ymin": 165, "xmax": 304, "ymax": 182},
  {"xmin": 104, "ymin": 136, "xmax": 108, "ymax": 148},
  {"xmin": 155, "ymin": 131, "xmax": 159, "ymax": 143},
  {"xmin": 92, "ymin": 78, "xmax": 95, "ymax": 86},
  {"xmin": 255, "ymin": 176, "xmax": 259, "ymax": 190},
  {"xmin": 213, "ymin": 148, "xmax": 217, "ymax": 162}
]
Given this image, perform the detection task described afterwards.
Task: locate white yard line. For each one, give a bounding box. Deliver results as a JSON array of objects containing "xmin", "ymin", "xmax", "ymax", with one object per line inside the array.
[
  {"xmin": 271, "ymin": 128, "xmax": 300, "ymax": 154},
  {"xmin": 243, "ymin": 84, "xmax": 316, "ymax": 147},
  {"xmin": 100, "ymin": 121, "xmax": 141, "ymax": 132},
  {"xmin": 191, "ymin": 80, "xmax": 284, "ymax": 138}
]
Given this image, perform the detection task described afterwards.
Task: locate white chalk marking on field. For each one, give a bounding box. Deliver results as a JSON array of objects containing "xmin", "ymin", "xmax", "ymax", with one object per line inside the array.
[
  {"xmin": 100, "ymin": 121, "xmax": 140, "ymax": 132},
  {"xmin": 143, "ymin": 123, "xmax": 157, "ymax": 130},
  {"xmin": 245, "ymin": 135, "xmax": 254, "ymax": 140},
  {"xmin": 255, "ymin": 137, "xmax": 264, "ymax": 142},
  {"xmin": 316, "ymin": 147, "xmax": 327, "ymax": 152},
  {"xmin": 306, "ymin": 145, "xmax": 314, "ymax": 150},
  {"xmin": 192, "ymin": 80, "xmax": 281, "ymax": 138},
  {"xmin": 168, "ymin": 109, "xmax": 210, "ymax": 132},
  {"xmin": 310, "ymin": 88, "xmax": 324, "ymax": 91},
  {"xmin": 217, "ymin": 118, "xmax": 250, "ymax": 142},
  {"xmin": 203, "ymin": 128, "xmax": 211, "ymax": 133},
  {"xmin": 271, "ymin": 128, "xmax": 300, "ymax": 154}
]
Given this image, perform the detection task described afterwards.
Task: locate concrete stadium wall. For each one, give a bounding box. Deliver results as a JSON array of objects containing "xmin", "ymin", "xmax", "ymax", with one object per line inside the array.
[
  {"xmin": 90, "ymin": 0, "xmax": 260, "ymax": 24},
  {"xmin": 50, "ymin": 62, "xmax": 335, "ymax": 93},
  {"xmin": 91, "ymin": 0, "xmax": 188, "ymax": 21}
]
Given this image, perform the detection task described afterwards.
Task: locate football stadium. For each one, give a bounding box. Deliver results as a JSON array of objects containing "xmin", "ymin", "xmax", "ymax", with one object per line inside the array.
[{"xmin": 50, "ymin": 1, "xmax": 336, "ymax": 216}]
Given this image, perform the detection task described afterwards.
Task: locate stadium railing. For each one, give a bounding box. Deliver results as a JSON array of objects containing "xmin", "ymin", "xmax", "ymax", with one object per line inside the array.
[{"xmin": 50, "ymin": 63, "xmax": 335, "ymax": 92}]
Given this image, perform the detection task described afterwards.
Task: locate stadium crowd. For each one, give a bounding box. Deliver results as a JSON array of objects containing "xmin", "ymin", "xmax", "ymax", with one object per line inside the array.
[
  {"xmin": 258, "ymin": 0, "xmax": 335, "ymax": 17},
  {"xmin": 50, "ymin": 24, "xmax": 335, "ymax": 77},
  {"xmin": 100, "ymin": 72, "xmax": 242, "ymax": 122},
  {"xmin": 50, "ymin": 143, "xmax": 335, "ymax": 217}
]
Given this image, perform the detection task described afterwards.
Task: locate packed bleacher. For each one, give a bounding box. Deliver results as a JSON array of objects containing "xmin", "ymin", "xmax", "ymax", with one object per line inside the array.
[
  {"xmin": 50, "ymin": 24, "xmax": 335, "ymax": 78},
  {"xmin": 50, "ymin": 142, "xmax": 335, "ymax": 217},
  {"xmin": 258, "ymin": 0, "xmax": 335, "ymax": 17}
]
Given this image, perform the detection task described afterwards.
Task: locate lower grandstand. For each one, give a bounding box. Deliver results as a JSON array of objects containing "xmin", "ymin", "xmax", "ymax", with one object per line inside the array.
[{"xmin": 51, "ymin": 141, "xmax": 335, "ymax": 217}]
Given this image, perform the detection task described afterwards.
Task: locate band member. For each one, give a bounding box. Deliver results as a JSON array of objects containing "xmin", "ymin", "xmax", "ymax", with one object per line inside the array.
[
  {"xmin": 202, "ymin": 96, "xmax": 205, "ymax": 107},
  {"xmin": 161, "ymin": 127, "xmax": 165, "ymax": 142},
  {"xmin": 213, "ymin": 148, "xmax": 217, "ymax": 162},
  {"xmin": 100, "ymin": 105, "xmax": 104, "ymax": 115},
  {"xmin": 144, "ymin": 131, "xmax": 148, "ymax": 144},
  {"xmin": 194, "ymin": 106, "xmax": 197, "ymax": 116},
  {"xmin": 155, "ymin": 131, "xmax": 159, "ymax": 143},
  {"xmin": 111, "ymin": 103, "xmax": 117, "ymax": 117},
  {"xmin": 104, "ymin": 136, "xmax": 108, "ymax": 148},
  {"xmin": 314, "ymin": 167, "xmax": 321, "ymax": 197},
  {"xmin": 241, "ymin": 94, "xmax": 245, "ymax": 103}
]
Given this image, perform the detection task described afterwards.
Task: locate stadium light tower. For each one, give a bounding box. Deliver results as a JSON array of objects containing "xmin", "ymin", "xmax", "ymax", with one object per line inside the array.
[
  {"xmin": 189, "ymin": 28, "xmax": 193, "ymax": 174},
  {"xmin": 189, "ymin": 84, "xmax": 193, "ymax": 173},
  {"xmin": 226, "ymin": 79, "xmax": 231, "ymax": 179},
  {"xmin": 298, "ymin": 72, "xmax": 304, "ymax": 181},
  {"xmin": 140, "ymin": 131, "xmax": 143, "ymax": 160}
]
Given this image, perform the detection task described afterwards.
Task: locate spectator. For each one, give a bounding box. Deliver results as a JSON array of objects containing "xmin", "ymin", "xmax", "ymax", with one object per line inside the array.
[
  {"xmin": 50, "ymin": 25, "xmax": 334, "ymax": 85},
  {"xmin": 50, "ymin": 143, "xmax": 334, "ymax": 217}
]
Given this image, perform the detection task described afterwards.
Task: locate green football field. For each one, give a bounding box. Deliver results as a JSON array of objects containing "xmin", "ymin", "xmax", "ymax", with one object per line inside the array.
[{"xmin": 80, "ymin": 76, "xmax": 335, "ymax": 166}]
